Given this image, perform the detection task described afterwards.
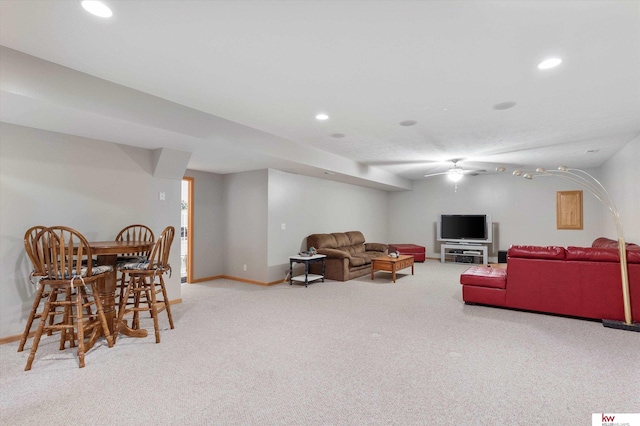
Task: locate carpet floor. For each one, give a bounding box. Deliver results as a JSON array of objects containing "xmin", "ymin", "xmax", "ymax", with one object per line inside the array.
[{"xmin": 1, "ymin": 260, "xmax": 638, "ymax": 425}]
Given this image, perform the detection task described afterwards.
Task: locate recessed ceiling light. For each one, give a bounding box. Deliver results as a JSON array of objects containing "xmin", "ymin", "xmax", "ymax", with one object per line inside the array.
[
  {"xmin": 399, "ymin": 120, "xmax": 417, "ymax": 127},
  {"xmin": 537, "ymin": 57, "xmax": 562, "ymax": 70},
  {"xmin": 331, "ymin": 133, "xmax": 346, "ymax": 138},
  {"xmin": 492, "ymin": 101, "xmax": 516, "ymax": 110},
  {"xmin": 81, "ymin": 1, "xmax": 113, "ymax": 18},
  {"xmin": 315, "ymin": 114, "xmax": 329, "ymax": 121}
]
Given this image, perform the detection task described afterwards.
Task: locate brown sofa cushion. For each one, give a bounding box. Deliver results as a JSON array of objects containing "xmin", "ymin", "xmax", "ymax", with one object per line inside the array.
[
  {"xmin": 307, "ymin": 233, "xmax": 337, "ymax": 250},
  {"xmin": 365, "ymin": 242, "xmax": 387, "ymax": 252},
  {"xmin": 349, "ymin": 256, "xmax": 367, "ymax": 267},
  {"xmin": 317, "ymin": 248, "xmax": 351, "ymax": 259},
  {"xmin": 354, "ymin": 252, "xmax": 384, "ymax": 262},
  {"xmin": 333, "ymin": 233, "xmax": 351, "ymax": 247},
  {"xmin": 346, "ymin": 231, "xmax": 365, "ymax": 245}
]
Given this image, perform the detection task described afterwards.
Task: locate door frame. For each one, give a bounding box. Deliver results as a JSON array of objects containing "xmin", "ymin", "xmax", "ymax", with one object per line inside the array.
[{"xmin": 182, "ymin": 176, "xmax": 194, "ymax": 283}]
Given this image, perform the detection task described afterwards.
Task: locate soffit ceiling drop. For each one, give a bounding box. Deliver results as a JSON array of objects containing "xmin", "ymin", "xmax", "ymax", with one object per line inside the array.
[{"xmin": 0, "ymin": 1, "xmax": 638, "ymax": 190}]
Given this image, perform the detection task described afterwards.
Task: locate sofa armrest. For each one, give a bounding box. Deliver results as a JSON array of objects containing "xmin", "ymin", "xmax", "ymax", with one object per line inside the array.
[
  {"xmin": 317, "ymin": 248, "xmax": 351, "ymax": 259},
  {"xmin": 365, "ymin": 242, "xmax": 388, "ymax": 253}
]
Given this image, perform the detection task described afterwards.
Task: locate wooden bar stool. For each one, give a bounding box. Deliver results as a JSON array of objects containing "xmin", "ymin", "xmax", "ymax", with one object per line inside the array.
[
  {"xmin": 115, "ymin": 224, "xmax": 154, "ymax": 304},
  {"xmin": 18, "ymin": 226, "xmax": 52, "ymax": 352},
  {"xmin": 24, "ymin": 227, "xmax": 114, "ymax": 370},
  {"xmin": 115, "ymin": 226, "xmax": 175, "ymax": 344}
]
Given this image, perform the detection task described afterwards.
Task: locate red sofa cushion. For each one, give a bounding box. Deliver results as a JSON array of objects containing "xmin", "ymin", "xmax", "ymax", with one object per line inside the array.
[
  {"xmin": 460, "ymin": 266, "xmax": 507, "ymax": 289},
  {"xmin": 592, "ymin": 237, "xmax": 618, "ymax": 249},
  {"xmin": 508, "ymin": 245, "xmax": 566, "ymax": 260},
  {"xmin": 628, "ymin": 248, "xmax": 640, "ymax": 264},
  {"xmin": 566, "ymin": 246, "xmax": 620, "ymax": 262},
  {"xmin": 589, "ymin": 239, "xmax": 640, "ymax": 264}
]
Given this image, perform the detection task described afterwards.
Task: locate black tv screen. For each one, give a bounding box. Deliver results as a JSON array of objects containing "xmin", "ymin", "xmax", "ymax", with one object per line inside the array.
[{"xmin": 440, "ymin": 214, "xmax": 487, "ymax": 241}]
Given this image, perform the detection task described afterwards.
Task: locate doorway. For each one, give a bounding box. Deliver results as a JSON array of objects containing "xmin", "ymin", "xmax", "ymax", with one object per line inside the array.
[{"xmin": 181, "ymin": 177, "xmax": 193, "ymax": 283}]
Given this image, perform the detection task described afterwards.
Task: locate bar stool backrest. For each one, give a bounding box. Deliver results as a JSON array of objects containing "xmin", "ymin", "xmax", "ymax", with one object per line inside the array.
[
  {"xmin": 147, "ymin": 226, "xmax": 175, "ymax": 272},
  {"xmin": 24, "ymin": 225, "xmax": 48, "ymax": 276},
  {"xmin": 116, "ymin": 225, "xmax": 154, "ymax": 258},
  {"xmin": 34, "ymin": 226, "xmax": 93, "ymax": 280}
]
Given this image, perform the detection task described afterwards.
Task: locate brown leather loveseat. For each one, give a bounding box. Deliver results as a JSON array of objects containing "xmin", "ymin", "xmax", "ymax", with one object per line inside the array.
[{"xmin": 307, "ymin": 231, "xmax": 388, "ymax": 281}]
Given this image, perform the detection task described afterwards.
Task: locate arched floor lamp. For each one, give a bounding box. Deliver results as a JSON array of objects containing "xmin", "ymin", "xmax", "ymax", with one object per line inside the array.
[{"xmin": 502, "ymin": 166, "xmax": 639, "ymax": 332}]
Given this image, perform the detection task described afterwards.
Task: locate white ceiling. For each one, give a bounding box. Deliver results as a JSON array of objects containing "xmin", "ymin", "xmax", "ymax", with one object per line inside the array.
[{"xmin": 1, "ymin": 0, "xmax": 639, "ymax": 190}]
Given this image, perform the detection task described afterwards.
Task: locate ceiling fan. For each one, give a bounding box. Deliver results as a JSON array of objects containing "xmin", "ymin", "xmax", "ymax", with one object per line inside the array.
[{"xmin": 423, "ymin": 159, "xmax": 487, "ymax": 182}]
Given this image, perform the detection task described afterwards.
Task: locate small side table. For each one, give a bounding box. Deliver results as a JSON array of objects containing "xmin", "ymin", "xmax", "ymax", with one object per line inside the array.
[{"xmin": 289, "ymin": 254, "xmax": 326, "ymax": 287}]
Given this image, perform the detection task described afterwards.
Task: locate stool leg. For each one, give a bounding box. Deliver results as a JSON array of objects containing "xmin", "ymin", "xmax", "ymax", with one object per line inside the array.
[
  {"xmin": 25, "ymin": 291, "xmax": 55, "ymax": 371},
  {"xmin": 17, "ymin": 283, "xmax": 47, "ymax": 352},
  {"xmin": 75, "ymin": 288, "xmax": 86, "ymax": 368},
  {"xmin": 159, "ymin": 275, "xmax": 174, "ymax": 330},
  {"xmin": 132, "ymin": 277, "xmax": 142, "ymax": 330},
  {"xmin": 147, "ymin": 277, "xmax": 161, "ymax": 343},
  {"xmin": 59, "ymin": 288, "xmax": 72, "ymax": 350}
]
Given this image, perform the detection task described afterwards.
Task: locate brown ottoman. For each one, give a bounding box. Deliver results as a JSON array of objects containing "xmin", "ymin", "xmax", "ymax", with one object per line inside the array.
[{"xmin": 388, "ymin": 244, "xmax": 426, "ymax": 262}]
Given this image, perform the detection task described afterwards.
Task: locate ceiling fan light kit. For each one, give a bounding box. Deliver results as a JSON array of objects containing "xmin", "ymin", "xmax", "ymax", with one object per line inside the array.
[
  {"xmin": 447, "ymin": 169, "xmax": 464, "ymax": 182},
  {"xmin": 423, "ymin": 159, "xmax": 487, "ymax": 185}
]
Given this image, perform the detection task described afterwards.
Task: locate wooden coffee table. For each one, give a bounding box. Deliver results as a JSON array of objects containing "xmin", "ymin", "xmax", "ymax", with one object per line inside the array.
[{"xmin": 371, "ymin": 255, "xmax": 414, "ymax": 283}]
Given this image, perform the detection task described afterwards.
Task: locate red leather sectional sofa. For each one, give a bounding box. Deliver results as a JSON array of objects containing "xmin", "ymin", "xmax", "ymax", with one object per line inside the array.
[{"xmin": 460, "ymin": 238, "xmax": 640, "ymax": 322}]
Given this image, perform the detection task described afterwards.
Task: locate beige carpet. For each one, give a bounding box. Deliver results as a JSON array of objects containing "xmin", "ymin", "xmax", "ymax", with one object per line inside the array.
[{"xmin": 1, "ymin": 260, "xmax": 638, "ymax": 425}]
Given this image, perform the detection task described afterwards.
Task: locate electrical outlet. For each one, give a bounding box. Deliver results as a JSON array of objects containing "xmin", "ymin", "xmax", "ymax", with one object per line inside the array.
[
  {"xmin": 243, "ymin": 264, "xmax": 247, "ymax": 271},
  {"xmin": 281, "ymin": 223, "xmax": 286, "ymax": 230},
  {"xmin": 159, "ymin": 192, "xmax": 166, "ymax": 201}
]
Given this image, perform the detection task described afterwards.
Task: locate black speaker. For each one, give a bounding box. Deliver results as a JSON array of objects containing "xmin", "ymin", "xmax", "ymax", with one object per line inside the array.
[{"xmin": 498, "ymin": 250, "xmax": 508, "ymax": 263}]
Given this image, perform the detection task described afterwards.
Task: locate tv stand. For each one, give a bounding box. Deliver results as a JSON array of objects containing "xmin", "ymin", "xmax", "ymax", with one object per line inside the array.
[{"xmin": 441, "ymin": 243, "xmax": 488, "ymax": 265}]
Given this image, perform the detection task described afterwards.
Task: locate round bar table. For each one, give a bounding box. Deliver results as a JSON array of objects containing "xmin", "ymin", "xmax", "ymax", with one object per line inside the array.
[{"xmin": 88, "ymin": 240, "xmax": 155, "ymax": 340}]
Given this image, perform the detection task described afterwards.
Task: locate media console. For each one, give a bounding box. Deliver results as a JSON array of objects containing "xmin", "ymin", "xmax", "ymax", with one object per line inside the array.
[{"xmin": 440, "ymin": 243, "xmax": 488, "ymax": 265}]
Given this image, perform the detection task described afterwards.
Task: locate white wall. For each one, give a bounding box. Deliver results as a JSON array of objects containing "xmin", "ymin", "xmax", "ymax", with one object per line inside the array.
[
  {"xmin": 183, "ymin": 169, "xmax": 225, "ymax": 279},
  {"xmin": 266, "ymin": 169, "xmax": 390, "ymax": 282},
  {"xmin": 389, "ymin": 170, "xmax": 606, "ymax": 261},
  {"xmin": 0, "ymin": 123, "xmax": 182, "ymax": 338},
  {"xmin": 205, "ymin": 168, "xmax": 391, "ymax": 284},
  {"xmin": 600, "ymin": 135, "xmax": 640, "ymax": 243},
  {"xmin": 223, "ymin": 170, "xmax": 269, "ymax": 282}
]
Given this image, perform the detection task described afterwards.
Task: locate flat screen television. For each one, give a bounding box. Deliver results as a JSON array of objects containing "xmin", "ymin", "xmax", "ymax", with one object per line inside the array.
[{"xmin": 437, "ymin": 214, "xmax": 492, "ymax": 244}]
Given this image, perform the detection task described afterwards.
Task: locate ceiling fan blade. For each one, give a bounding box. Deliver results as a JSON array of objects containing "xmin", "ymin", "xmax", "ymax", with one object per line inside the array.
[
  {"xmin": 423, "ymin": 172, "xmax": 449, "ymax": 178},
  {"xmin": 364, "ymin": 159, "xmax": 444, "ymax": 166},
  {"xmin": 461, "ymin": 169, "xmax": 487, "ymax": 174}
]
